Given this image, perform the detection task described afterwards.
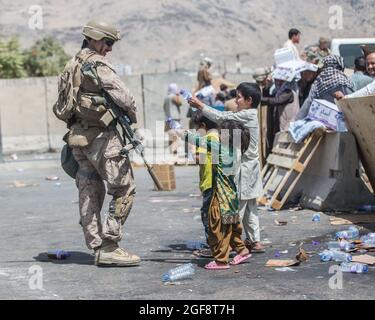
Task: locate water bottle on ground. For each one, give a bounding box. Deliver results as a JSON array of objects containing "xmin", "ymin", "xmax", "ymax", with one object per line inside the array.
[
  {"xmin": 312, "ymin": 213, "xmax": 321, "ymax": 222},
  {"xmin": 327, "ymin": 241, "xmax": 355, "ymax": 252},
  {"xmin": 319, "ymin": 250, "xmax": 352, "ymax": 262},
  {"xmin": 186, "ymin": 240, "xmax": 206, "ymax": 250},
  {"xmin": 47, "ymin": 250, "xmax": 70, "ymax": 260},
  {"xmin": 362, "ymin": 239, "xmax": 375, "ymax": 247},
  {"xmin": 361, "ymin": 233, "xmax": 375, "ymax": 242},
  {"xmin": 162, "ymin": 263, "xmax": 195, "ymax": 282},
  {"xmin": 340, "ymin": 262, "xmax": 369, "ymax": 274},
  {"xmin": 336, "ymin": 226, "xmax": 359, "ymax": 240}
]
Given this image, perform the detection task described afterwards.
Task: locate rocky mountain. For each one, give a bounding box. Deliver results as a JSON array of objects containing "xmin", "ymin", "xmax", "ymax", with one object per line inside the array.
[{"xmin": 1, "ymin": 0, "xmax": 374, "ymax": 74}]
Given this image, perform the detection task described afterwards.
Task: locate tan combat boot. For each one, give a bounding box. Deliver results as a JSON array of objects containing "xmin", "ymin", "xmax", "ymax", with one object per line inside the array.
[{"xmin": 95, "ymin": 239, "xmax": 141, "ymax": 267}]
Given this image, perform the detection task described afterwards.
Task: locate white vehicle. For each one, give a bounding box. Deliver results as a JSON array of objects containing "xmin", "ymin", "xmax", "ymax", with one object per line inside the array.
[{"xmin": 331, "ymin": 38, "xmax": 375, "ymax": 68}]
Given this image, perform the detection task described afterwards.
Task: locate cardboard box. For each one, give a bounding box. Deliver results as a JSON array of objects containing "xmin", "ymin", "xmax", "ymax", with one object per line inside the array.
[
  {"xmin": 308, "ymin": 99, "xmax": 347, "ymax": 131},
  {"xmin": 153, "ymin": 164, "xmax": 176, "ymax": 191}
]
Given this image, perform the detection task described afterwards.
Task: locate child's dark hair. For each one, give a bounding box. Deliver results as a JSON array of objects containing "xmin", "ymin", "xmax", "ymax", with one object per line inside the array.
[
  {"xmin": 192, "ymin": 110, "xmax": 218, "ymax": 130},
  {"xmin": 236, "ymin": 82, "xmax": 261, "ymax": 108},
  {"xmin": 220, "ymin": 120, "xmax": 250, "ymax": 154}
]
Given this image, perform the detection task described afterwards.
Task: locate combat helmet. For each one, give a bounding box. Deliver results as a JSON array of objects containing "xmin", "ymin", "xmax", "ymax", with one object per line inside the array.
[{"xmin": 82, "ymin": 19, "xmax": 121, "ymax": 42}]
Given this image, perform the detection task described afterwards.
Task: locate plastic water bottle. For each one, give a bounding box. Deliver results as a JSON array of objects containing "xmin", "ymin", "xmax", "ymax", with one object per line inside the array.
[
  {"xmin": 162, "ymin": 264, "xmax": 195, "ymax": 282},
  {"xmin": 362, "ymin": 239, "xmax": 375, "ymax": 247},
  {"xmin": 166, "ymin": 117, "xmax": 182, "ymax": 130},
  {"xmin": 180, "ymin": 89, "xmax": 197, "ymax": 111},
  {"xmin": 180, "ymin": 89, "xmax": 192, "ymax": 101},
  {"xmin": 186, "ymin": 240, "xmax": 206, "ymax": 250},
  {"xmin": 360, "ymin": 233, "xmax": 375, "ymax": 242},
  {"xmin": 312, "ymin": 213, "xmax": 321, "ymax": 222},
  {"xmin": 327, "ymin": 241, "xmax": 355, "ymax": 252},
  {"xmin": 336, "ymin": 112, "xmax": 348, "ymax": 132},
  {"xmin": 319, "ymin": 250, "xmax": 352, "ymax": 262},
  {"xmin": 47, "ymin": 250, "xmax": 70, "ymax": 260},
  {"xmin": 340, "ymin": 262, "xmax": 369, "ymax": 274},
  {"xmin": 336, "ymin": 226, "xmax": 359, "ymax": 240}
]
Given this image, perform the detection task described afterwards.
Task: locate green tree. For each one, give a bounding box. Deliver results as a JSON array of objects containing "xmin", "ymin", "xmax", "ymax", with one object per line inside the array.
[
  {"xmin": 0, "ymin": 38, "xmax": 27, "ymax": 78},
  {"xmin": 23, "ymin": 37, "xmax": 70, "ymax": 77}
]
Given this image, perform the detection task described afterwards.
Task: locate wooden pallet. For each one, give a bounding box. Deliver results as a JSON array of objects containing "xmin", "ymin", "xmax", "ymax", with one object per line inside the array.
[{"xmin": 259, "ymin": 129, "xmax": 325, "ymax": 210}]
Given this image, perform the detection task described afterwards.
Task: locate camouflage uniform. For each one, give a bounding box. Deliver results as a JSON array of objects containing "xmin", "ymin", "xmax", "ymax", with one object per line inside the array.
[{"xmin": 66, "ymin": 48, "xmax": 137, "ymax": 251}]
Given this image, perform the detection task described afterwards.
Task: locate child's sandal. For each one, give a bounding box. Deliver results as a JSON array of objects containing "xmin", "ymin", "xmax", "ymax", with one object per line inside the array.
[
  {"xmin": 230, "ymin": 254, "xmax": 252, "ymax": 266},
  {"xmin": 204, "ymin": 261, "xmax": 230, "ymax": 270}
]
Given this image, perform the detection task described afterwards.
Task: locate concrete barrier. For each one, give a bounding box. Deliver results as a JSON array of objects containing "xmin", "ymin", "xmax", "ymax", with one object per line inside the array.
[{"xmin": 0, "ymin": 72, "xmax": 253, "ymax": 154}]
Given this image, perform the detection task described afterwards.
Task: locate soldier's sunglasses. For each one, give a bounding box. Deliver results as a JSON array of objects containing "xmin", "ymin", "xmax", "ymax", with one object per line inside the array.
[{"xmin": 104, "ymin": 39, "xmax": 115, "ymax": 47}]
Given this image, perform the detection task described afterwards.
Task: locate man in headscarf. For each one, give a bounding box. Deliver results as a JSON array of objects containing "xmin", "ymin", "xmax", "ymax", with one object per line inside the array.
[{"xmin": 296, "ymin": 55, "xmax": 354, "ymax": 120}]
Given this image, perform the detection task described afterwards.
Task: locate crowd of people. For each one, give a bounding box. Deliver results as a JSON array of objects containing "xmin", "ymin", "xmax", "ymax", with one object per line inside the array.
[{"xmin": 161, "ymin": 28, "xmax": 375, "ymax": 270}]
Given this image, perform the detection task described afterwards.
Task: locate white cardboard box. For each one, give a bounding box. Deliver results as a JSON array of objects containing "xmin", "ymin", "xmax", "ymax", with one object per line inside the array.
[{"xmin": 308, "ymin": 99, "xmax": 347, "ymax": 131}]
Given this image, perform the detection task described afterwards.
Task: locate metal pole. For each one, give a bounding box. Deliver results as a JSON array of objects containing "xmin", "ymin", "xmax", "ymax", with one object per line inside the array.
[
  {"xmin": 141, "ymin": 74, "xmax": 146, "ymax": 129},
  {"xmin": 0, "ymin": 107, "xmax": 3, "ymax": 163}
]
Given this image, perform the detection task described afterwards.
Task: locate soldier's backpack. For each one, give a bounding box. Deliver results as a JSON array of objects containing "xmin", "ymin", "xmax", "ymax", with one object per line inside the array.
[{"xmin": 53, "ymin": 56, "xmax": 83, "ymax": 122}]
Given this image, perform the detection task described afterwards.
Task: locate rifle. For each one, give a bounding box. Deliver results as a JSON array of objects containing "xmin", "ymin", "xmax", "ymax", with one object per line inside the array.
[{"xmin": 81, "ymin": 62, "xmax": 164, "ymax": 191}]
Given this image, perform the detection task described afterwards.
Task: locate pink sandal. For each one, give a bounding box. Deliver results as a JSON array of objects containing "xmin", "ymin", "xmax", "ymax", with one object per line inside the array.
[
  {"xmin": 204, "ymin": 261, "xmax": 230, "ymax": 270},
  {"xmin": 230, "ymin": 254, "xmax": 252, "ymax": 266}
]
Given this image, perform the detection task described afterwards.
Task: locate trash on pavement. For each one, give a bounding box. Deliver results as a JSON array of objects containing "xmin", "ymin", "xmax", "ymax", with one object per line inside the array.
[
  {"xmin": 275, "ymin": 267, "xmax": 297, "ymax": 272},
  {"xmin": 46, "ymin": 176, "xmax": 60, "ymax": 181},
  {"xmin": 312, "ymin": 213, "xmax": 321, "ymax": 222},
  {"xmin": 296, "ymin": 248, "xmax": 309, "ymax": 262},
  {"xmin": 12, "ymin": 180, "xmax": 38, "ymax": 188},
  {"xmin": 274, "ymin": 220, "xmax": 288, "ymax": 226},
  {"xmin": 266, "ymin": 259, "xmax": 300, "ymax": 267},
  {"xmin": 352, "ymin": 254, "xmax": 375, "ymax": 265}
]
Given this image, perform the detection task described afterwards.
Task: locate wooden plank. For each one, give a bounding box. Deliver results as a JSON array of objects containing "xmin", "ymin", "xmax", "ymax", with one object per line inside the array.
[
  {"xmin": 267, "ymin": 154, "xmax": 295, "ymax": 169},
  {"xmin": 338, "ymin": 96, "xmax": 375, "ymax": 192},
  {"xmin": 272, "ymin": 147, "xmax": 300, "ymax": 158},
  {"xmin": 277, "ymin": 136, "xmax": 323, "ymax": 207}
]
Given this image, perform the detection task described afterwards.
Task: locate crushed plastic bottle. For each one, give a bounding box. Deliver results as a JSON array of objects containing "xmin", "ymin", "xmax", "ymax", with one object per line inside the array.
[
  {"xmin": 47, "ymin": 250, "xmax": 70, "ymax": 260},
  {"xmin": 340, "ymin": 262, "xmax": 369, "ymax": 274},
  {"xmin": 362, "ymin": 239, "xmax": 375, "ymax": 247},
  {"xmin": 360, "ymin": 233, "xmax": 375, "ymax": 242},
  {"xmin": 327, "ymin": 240, "xmax": 355, "ymax": 252},
  {"xmin": 319, "ymin": 250, "xmax": 352, "ymax": 262},
  {"xmin": 186, "ymin": 240, "xmax": 206, "ymax": 250},
  {"xmin": 162, "ymin": 263, "xmax": 195, "ymax": 282},
  {"xmin": 335, "ymin": 226, "xmax": 359, "ymax": 240}
]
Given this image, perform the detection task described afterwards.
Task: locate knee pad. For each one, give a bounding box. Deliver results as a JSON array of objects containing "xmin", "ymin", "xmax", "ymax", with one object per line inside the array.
[{"xmin": 109, "ymin": 195, "xmax": 134, "ymax": 224}]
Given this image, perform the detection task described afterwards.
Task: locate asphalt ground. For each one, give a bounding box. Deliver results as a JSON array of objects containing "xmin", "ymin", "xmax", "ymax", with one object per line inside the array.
[{"xmin": 0, "ymin": 155, "xmax": 374, "ymax": 300}]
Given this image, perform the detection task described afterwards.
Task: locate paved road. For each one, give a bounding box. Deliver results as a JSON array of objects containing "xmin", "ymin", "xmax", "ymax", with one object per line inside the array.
[{"xmin": 0, "ymin": 157, "xmax": 374, "ymax": 300}]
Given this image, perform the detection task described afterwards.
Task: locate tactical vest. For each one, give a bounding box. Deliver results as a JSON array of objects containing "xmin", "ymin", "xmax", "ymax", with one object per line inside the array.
[{"xmin": 73, "ymin": 49, "xmax": 115, "ymax": 128}]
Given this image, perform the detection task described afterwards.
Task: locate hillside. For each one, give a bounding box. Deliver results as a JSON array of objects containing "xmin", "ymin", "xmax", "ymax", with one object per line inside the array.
[{"xmin": 1, "ymin": 0, "xmax": 374, "ymax": 74}]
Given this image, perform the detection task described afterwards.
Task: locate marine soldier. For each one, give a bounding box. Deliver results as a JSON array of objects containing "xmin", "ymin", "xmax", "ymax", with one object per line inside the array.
[{"xmin": 54, "ymin": 20, "xmax": 140, "ymax": 267}]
